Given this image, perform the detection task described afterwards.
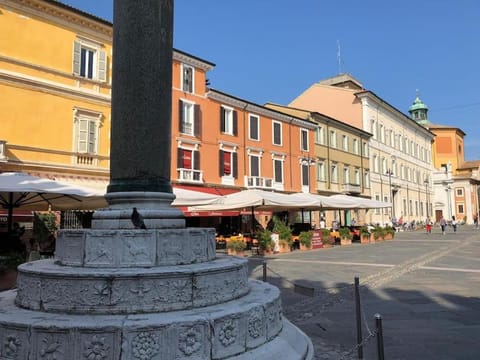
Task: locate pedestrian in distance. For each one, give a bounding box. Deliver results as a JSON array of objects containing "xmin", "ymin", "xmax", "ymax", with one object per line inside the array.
[
  {"xmin": 425, "ymin": 217, "xmax": 432, "ymax": 234},
  {"xmin": 440, "ymin": 216, "xmax": 447, "ymax": 235},
  {"xmin": 452, "ymin": 216, "xmax": 457, "ymax": 233},
  {"xmin": 474, "ymin": 214, "xmax": 479, "ymax": 229}
]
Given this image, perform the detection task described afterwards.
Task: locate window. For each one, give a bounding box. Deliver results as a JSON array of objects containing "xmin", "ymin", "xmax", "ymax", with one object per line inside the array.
[
  {"xmin": 181, "ymin": 64, "xmax": 194, "ymax": 93},
  {"xmin": 219, "ymin": 150, "xmax": 237, "ymax": 178},
  {"xmin": 415, "ymin": 201, "xmax": 419, "ymax": 216},
  {"xmin": 457, "ymin": 204, "xmax": 464, "ymax": 214},
  {"xmin": 373, "ymin": 155, "xmax": 379, "ymax": 173},
  {"xmin": 301, "ymin": 164, "xmax": 309, "ymax": 187},
  {"xmin": 331, "ymin": 163, "xmax": 338, "ymax": 183},
  {"xmin": 353, "ymin": 139, "xmax": 359, "ymax": 154},
  {"xmin": 250, "ymin": 155, "xmax": 260, "ymax": 177},
  {"xmin": 364, "ymin": 170, "xmax": 370, "ymax": 188},
  {"xmin": 179, "ymin": 100, "xmax": 200, "ymax": 136},
  {"xmin": 343, "ymin": 166, "xmax": 350, "ymax": 184},
  {"xmin": 317, "ymin": 161, "xmax": 326, "ymax": 181},
  {"xmin": 371, "ymin": 120, "xmax": 377, "ymax": 139},
  {"xmin": 409, "ymin": 200, "xmax": 413, "ymax": 215},
  {"xmin": 316, "ymin": 126, "xmax": 325, "ymax": 144},
  {"xmin": 272, "ymin": 121, "xmax": 282, "ymax": 145},
  {"xmin": 380, "ymin": 125, "xmax": 385, "ymax": 143},
  {"xmin": 375, "ymin": 194, "xmax": 380, "ymax": 214},
  {"xmin": 220, "ymin": 106, "xmax": 237, "ymax": 136},
  {"xmin": 398, "ymin": 135, "xmax": 403, "ymax": 152},
  {"xmin": 274, "ymin": 159, "xmax": 283, "ymax": 183},
  {"xmin": 177, "ymin": 148, "xmax": 201, "ymax": 181},
  {"xmin": 300, "ymin": 129, "xmax": 309, "ymax": 151},
  {"xmin": 403, "ymin": 199, "xmax": 407, "ymax": 215},
  {"xmin": 330, "ymin": 130, "xmax": 337, "ymax": 148},
  {"xmin": 390, "ymin": 130, "xmax": 395, "ymax": 147},
  {"xmin": 363, "ymin": 142, "xmax": 369, "ymax": 157},
  {"xmin": 354, "ymin": 168, "xmax": 360, "ymax": 184},
  {"xmin": 73, "ymin": 40, "xmax": 106, "ymax": 82},
  {"xmin": 342, "ymin": 135, "xmax": 348, "ymax": 151},
  {"xmin": 456, "ymin": 188, "xmax": 464, "ymax": 197},
  {"xmin": 73, "ymin": 109, "xmax": 102, "ymax": 155},
  {"xmin": 381, "ymin": 157, "xmax": 386, "ymax": 174},
  {"xmin": 249, "ymin": 114, "xmax": 259, "ymax": 140}
]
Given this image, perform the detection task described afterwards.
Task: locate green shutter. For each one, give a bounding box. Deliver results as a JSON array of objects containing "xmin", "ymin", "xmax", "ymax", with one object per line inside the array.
[
  {"xmin": 98, "ymin": 50, "xmax": 107, "ymax": 82},
  {"xmin": 73, "ymin": 41, "xmax": 81, "ymax": 75}
]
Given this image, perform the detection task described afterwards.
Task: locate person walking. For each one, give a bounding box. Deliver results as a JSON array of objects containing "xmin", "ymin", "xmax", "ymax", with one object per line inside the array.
[
  {"xmin": 425, "ymin": 217, "xmax": 432, "ymax": 234},
  {"xmin": 440, "ymin": 216, "xmax": 447, "ymax": 235},
  {"xmin": 474, "ymin": 214, "xmax": 479, "ymax": 229},
  {"xmin": 452, "ymin": 216, "xmax": 457, "ymax": 233}
]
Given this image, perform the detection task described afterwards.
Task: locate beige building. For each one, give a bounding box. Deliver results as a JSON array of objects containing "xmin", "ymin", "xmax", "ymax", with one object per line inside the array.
[
  {"xmin": 289, "ymin": 74, "xmax": 436, "ymax": 226},
  {"xmin": 265, "ymin": 103, "xmax": 372, "ymax": 226}
]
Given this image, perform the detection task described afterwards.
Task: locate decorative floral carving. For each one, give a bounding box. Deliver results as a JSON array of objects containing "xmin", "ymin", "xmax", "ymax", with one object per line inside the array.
[
  {"xmin": 248, "ymin": 312, "xmax": 263, "ymax": 339},
  {"xmin": 83, "ymin": 334, "xmax": 109, "ymax": 360},
  {"xmin": 40, "ymin": 335, "xmax": 63, "ymax": 359},
  {"xmin": 219, "ymin": 319, "xmax": 237, "ymax": 347},
  {"xmin": 4, "ymin": 335, "xmax": 21, "ymax": 358},
  {"xmin": 178, "ymin": 327, "xmax": 202, "ymax": 356},
  {"xmin": 132, "ymin": 332, "xmax": 159, "ymax": 360}
]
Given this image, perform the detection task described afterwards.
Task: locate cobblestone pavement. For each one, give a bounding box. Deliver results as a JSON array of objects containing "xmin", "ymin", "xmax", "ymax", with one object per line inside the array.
[{"xmin": 248, "ymin": 225, "xmax": 480, "ymax": 359}]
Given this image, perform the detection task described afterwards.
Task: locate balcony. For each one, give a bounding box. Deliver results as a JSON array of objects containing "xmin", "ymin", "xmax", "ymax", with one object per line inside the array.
[
  {"xmin": 177, "ymin": 168, "xmax": 203, "ymax": 183},
  {"xmin": 244, "ymin": 176, "xmax": 273, "ymax": 189},
  {"xmin": 76, "ymin": 154, "xmax": 97, "ymax": 166},
  {"xmin": 342, "ymin": 183, "xmax": 361, "ymax": 194}
]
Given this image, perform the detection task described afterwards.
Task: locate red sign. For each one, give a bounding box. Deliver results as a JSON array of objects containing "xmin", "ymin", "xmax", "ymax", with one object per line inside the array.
[{"xmin": 311, "ymin": 229, "xmax": 324, "ymax": 249}]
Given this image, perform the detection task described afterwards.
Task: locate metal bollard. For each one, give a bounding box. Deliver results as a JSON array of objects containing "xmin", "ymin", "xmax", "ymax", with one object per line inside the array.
[
  {"xmin": 375, "ymin": 313, "xmax": 385, "ymax": 360},
  {"xmin": 355, "ymin": 276, "xmax": 363, "ymax": 359},
  {"xmin": 262, "ymin": 260, "xmax": 267, "ymax": 282}
]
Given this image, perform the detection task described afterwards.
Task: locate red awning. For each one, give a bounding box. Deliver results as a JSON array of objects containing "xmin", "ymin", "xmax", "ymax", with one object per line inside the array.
[{"xmin": 0, "ymin": 210, "xmax": 34, "ymax": 223}]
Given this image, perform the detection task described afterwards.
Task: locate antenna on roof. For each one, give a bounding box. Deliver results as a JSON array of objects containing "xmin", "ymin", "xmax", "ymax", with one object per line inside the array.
[{"xmin": 337, "ymin": 40, "xmax": 342, "ymax": 74}]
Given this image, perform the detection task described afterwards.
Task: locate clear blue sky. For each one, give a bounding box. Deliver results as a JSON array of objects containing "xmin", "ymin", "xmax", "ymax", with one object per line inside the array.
[{"xmin": 60, "ymin": 0, "xmax": 480, "ymax": 161}]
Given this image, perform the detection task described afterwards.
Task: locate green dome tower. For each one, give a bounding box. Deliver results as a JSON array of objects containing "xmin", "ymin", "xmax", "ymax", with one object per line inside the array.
[{"xmin": 409, "ymin": 92, "xmax": 429, "ymax": 125}]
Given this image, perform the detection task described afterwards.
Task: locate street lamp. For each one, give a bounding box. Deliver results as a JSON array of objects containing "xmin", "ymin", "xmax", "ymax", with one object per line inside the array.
[
  {"xmin": 424, "ymin": 178, "xmax": 429, "ymax": 218},
  {"xmin": 445, "ymin": 184, "xmax": 452, "ymax": 220},
  {"xmin": 386, "ymin": 169, "xmax": 394, "ymax": 220}
]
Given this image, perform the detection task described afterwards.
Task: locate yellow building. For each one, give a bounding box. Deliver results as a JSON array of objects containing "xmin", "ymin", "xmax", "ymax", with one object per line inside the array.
[{"xmin": 0, "ymin": 0, "xmax": 112, "ymax": 186}]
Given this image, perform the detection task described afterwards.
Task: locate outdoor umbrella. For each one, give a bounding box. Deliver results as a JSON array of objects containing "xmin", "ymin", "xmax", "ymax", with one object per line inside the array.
[
  {"xmin": 0, "ymin": 172, "xmax": 106, "ymax": 233},
  {"xmin": 328, "ymin": 194, "xmax": 392, "ymax": 209},
  {"xmin": 171, "ymin": 187, "xmax": 221, "ymax": 207}
]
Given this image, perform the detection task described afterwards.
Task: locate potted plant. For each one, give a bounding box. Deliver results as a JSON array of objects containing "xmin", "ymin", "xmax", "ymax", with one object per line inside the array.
[
  {"xmin": 321, "ymin": 228, "xmax": 334, "ymax": 247},
  {"xmin": 256, "ymin": 229, "xmax": 273, "ymax": 255},
  {"xmin": 372, "ymin": 226, "xmax": 386, "ymax": 241},
  {"xmin": 339, "ymin": 227, "xmax": 352, "ymax": 245},
  {"xmin": 298, "ymin": 231, "xmax": 313, "ymax": 250},
  {"xmin": 384, "ymin": 225, "xmax": 396, "ymax": 240},
  {"xmin": 359, "ymin": 226, "xmax": 371, "ymax": 244},
  {"xmin": 272, "ymin": 217, "xmax": 293, "ymax": 252},
  {"xmin": 226, "ymin": 238, "xmax": 246, "ymax": 256}
]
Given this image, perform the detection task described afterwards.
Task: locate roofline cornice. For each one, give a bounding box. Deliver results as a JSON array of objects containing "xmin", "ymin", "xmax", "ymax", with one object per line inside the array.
[
  {"xmin": 173, "ymin": 52, "xmax": 215, "ymax": 72},
  {"xmin": 3, "ymin": 0, "xmax": 113, "ymax": 42},
  {"xmin": 207, "ymin": 90, "xmax": 316, "ymax": 129},
  {"xmin": 355, "ymin": 91, "xmax": 435, "ymax": 139}
]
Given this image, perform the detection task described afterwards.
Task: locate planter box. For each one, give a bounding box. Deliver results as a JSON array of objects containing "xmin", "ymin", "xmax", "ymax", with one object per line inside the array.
[
  {"xmin": 300, "ymin": 244, "xmax": 312, "ymax": 251},
  {"xmin": 340, "ymin": 237, "xmax": 352, "ymax": 246},
  {"xmin": 360, "ymin": 235, "xmax": 371, "ymax": 244}
]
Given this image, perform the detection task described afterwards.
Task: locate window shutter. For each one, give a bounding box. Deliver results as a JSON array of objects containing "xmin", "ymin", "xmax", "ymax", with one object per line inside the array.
[
  {"xmin": 194, "ymin": 151, "xmax": 200, "ymax": 170},
  {"xmin": 302, "ymin": 165, "xmax": 309, "ymax": 186},
  {"xmin": 78, "ymin": 119, "xmax": 88, "ymax": 153},
  {"xmin": 73, "ymin": 41, "xmax": 81, "ymax": 75},
  {"xmin": 97, "ymin": 50, "xmax": 107, "ymax": 82},
  {"xmin": 178, "ymin": 100, "xmax": 183, "ymax": 132},
  {"xmin": 232, "ymin": 111, "xmax": 238, "ymax": 136},
  {"xmin": 220, "ymin": 107, "xmax": 225, "ymax": 133},
  {"xmin": 232, "ymin": 152, "xmax": 238, "ymax": 178},
  {"xmin": 194, "ymin": 104, "xmax": 201, "ymax": 137},
  {"xmin": 275, "ymin": 160, "xmax": 282, "ymax": 183},
  {"xmin": 219, "ymin": 150, "xmax": 224, "ymax": 176},
  {"xmin": 251, "ymin": 156, "xmax": 259, "ymax": 177},
  {"xmin": 250, "ymin": 116, "xmax": 258, "ymax": 140},
  {"xmin": 177, "ymin": 148, "xmax": 183, "ymax": 168}
]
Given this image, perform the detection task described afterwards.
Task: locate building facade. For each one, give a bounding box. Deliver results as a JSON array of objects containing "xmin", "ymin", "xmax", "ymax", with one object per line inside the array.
[
  {"xmin": 0, "ymin": 0, "xmax": 317, "ymax": 232},
  {"xmin": 289, "ymin": 74, "xmax": 436, "ymax": 226},
  {"xmin": 409, "ymin": 96, "xmax": 480, "ymax": 224}
]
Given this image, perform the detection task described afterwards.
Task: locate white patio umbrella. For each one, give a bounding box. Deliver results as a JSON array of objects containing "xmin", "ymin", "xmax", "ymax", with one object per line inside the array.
[
  {"xmin": 0, "ymin": 172, "xmax": 106, "ymax": 233},
  {"xmin": 171, "ymin": 187, "xmax": 221, "ymax": 206},
  {"xmin": 328, "ymin": 194, "xmax": 392, "ymax": 209}
]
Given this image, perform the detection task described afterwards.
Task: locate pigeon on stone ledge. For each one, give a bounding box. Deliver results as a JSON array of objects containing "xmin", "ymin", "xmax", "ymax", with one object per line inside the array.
[{"xmin": 131, "ymin": 207, "xmax": 147, "ymax": 229}]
